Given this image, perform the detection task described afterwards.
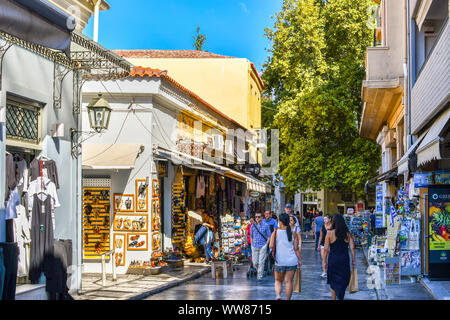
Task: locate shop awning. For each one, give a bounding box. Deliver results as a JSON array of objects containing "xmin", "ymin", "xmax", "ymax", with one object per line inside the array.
[
  {"xmin": 416, "ymin": 108, "xmax": 450, "ymax": 167},
  {"xmin": 397, "ymin": 130, "xmax": 429, "ymax": 175},
  {"xmin": 82, "ymin": 144, "xmax": 143, "ymax": 170},
  {"xmin": 367, "ymin": 166, "xmax": 398, "ymax": 186},
  {"xmin": 154, "ymin": 146, "xmax": 272, "ymax": 193}
]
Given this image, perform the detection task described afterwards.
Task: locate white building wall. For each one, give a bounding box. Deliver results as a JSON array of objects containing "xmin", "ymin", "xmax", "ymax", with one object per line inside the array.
[
  {"xmin": 411, "ymin": 21, "xmax": 450, "ymax": 134},
  {"xmin": 0, "ymin": 41, "xmax": 81, "ymax": 291}
]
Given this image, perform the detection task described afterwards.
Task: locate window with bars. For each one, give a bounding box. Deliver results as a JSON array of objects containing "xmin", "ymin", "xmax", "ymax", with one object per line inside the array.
[{"xmin": 6, "ymin": 97, "xmax": 41, "ymax": 145}]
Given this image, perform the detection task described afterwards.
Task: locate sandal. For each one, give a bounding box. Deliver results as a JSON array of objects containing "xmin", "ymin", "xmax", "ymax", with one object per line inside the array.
[
  {"xmin": 130, "ymin": 235, "xmax": 140, "ymax": 241},
  {"xmin": 135, "ymin": 241, "xmax": 145, "ymax": 248}
]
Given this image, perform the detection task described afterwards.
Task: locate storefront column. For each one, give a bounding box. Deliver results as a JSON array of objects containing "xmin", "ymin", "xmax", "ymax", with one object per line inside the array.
[{"xmin": 162, "ymin": 163, "xmax": 175, "ymax": 250}]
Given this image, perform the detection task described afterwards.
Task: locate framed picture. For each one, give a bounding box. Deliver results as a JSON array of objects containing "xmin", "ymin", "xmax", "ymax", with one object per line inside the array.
[
  {"xmin": 113, "ymin": 233, "xmax": 126, "ymax": 266},
  {"xmin": 135, "ymin": 179, "xmax": 148, "ymax": 212},
  {"xmin": 113, "ymin": 213, "xmax": 148, "ymax": 232},
  {"xmin": 151, "ymin": 199, "xmax": 161, "ymax": 232},
  {"xmin": 152, "ymin": 179, "xmax": 159, "ymax": 198},
  {"xmin": 152, "ymin": 232, "xmax": 161, "ymax": 251},
  {"xmin": 127, "ymin": 233, "xmax": 148, "ymax": 251},
  {"xmin": 113, "ymin": 194, "xmax": 134, "ymax": 212}
]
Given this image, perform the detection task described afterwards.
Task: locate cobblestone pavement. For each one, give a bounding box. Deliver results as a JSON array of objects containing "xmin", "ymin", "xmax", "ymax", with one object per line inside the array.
[
  {"xmin": 147, "ymin": 241, "xmax": 378, "ymax": 300},
  {"xmin": 73, "ymin": 264, "xmax": 209, "ymax": 300}
]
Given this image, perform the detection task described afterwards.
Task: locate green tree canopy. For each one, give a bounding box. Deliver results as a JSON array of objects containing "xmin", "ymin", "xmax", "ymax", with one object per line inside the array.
[{"xmin": 263, "ymin": 0, "xmax": 380, "ymax": 197}]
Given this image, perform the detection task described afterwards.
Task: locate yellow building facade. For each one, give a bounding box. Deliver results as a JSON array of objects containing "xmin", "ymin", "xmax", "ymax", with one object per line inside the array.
[{"xmin": 113, "ymin": 50, "xmax": 264, "ymax": 132}]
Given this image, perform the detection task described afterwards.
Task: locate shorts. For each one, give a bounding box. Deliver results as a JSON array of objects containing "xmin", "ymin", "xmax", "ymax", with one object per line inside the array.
[
  {"xmin": 274, "ymin": 265, "xmax": 297, "ymax": 273},
  {"xmin": 320, "ymin": 245, "xmax": 324, "ymax": 250}
]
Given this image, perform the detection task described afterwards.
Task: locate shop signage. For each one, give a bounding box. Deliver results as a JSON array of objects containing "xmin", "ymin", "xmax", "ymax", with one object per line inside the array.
[
  {"xmin": 435, "ymin": 170, "xmax": 450, "ymax": 185},
  {"xmin": 375, "ymin": 185, "xmax": 384, "ymax": 228},
  {"xmin": 249, "ymin": 191, "xmax": 261, "ymax": 198},
  {"xmin": 428, "ymin": 187, "xmax": 450, "ymax": 277},
  {"xmin": 357, "ymin": 201, "xmax": 364, "ymax": 212},
  {"xmin": 414, "ymin": 173, "xmax": 434, "ymax": 188}
]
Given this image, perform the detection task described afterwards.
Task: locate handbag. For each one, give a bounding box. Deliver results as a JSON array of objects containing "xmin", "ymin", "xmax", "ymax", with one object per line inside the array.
[
  {"xmin": 348, "ymin": 268, "xmax": 358, "ymax": 294},
  {"xmin": 293, "ymin": 268, "xmax": 301, "ymax": 293}
]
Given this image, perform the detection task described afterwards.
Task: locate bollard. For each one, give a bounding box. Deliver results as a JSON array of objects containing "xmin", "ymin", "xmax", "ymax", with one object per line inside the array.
[
  {"xmin": 112, "ymin": 252, "xmax": 117, "ymax": 282},
  {"xmin": 101, "ymin": 254, "xmax": 106, "ymax": 286}
]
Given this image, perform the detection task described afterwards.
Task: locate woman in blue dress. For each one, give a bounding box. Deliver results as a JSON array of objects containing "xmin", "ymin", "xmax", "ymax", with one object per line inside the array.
[{"xmin": 322, "ymin": 214, "xmax": 356, "ymax": 300}]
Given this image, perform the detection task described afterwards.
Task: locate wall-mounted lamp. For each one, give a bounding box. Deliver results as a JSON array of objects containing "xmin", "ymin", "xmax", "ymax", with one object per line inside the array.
[{"xmin": 70, "ymin": 93, "xmax": 113, "ymax": 158}]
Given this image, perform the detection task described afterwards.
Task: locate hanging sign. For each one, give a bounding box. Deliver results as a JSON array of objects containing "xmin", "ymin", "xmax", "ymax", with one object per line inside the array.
[
  {"xmin": 414, "ymin": 173, "xmax": 434, "ymax": 188},
  {"xmin": 435, "ymin": 170, "xmax": 450, "ymax": 185},
  {"xmin": 249, "ymin": 191, "xmax": 261, "ymax": 198}
]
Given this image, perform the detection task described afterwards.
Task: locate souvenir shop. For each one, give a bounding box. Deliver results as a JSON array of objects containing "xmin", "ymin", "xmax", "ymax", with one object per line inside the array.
[{"xmin": 172, "ymin": 165, "xmax": 248, "ymax": 261}]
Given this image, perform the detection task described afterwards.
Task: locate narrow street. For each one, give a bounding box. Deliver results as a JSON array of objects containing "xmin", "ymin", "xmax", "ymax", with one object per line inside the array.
[{"xmin": 146, "ymin": 241, "xmax": 378, "ymax": 300}]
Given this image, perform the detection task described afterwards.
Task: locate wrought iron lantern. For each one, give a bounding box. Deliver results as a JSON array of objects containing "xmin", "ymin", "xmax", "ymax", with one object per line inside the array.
[{"xmin": 87, "ymin": 93, "xmax": 112, "ymax": 133}]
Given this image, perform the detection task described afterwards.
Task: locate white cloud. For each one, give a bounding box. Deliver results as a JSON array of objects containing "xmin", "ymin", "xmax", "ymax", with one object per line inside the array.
[{"xmin": 239, "ymin": 2, "xmax": 248, "ymax": 13}]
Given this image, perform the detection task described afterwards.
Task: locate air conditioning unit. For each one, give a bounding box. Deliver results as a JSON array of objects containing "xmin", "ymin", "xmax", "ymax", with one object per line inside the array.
[{"xmin": 384, "ymin": 128, "xmax": 396, "ymax": 148}]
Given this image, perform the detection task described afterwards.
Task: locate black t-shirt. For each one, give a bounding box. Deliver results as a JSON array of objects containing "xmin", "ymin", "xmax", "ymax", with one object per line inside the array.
[{"xmin": 320, "ymin": 224, "xmax": 327, "ymax": 246}]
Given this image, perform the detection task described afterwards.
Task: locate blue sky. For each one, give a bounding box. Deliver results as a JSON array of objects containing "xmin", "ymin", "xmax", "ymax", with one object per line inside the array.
[{"xmin": 84, "ymin": 0, "xmax": 283, "ymax": 73}]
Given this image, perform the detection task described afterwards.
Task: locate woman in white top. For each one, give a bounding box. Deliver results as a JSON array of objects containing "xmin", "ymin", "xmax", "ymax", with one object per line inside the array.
[
  {"xmin": 269, "ymin": 213, "xmax": 302, "ymax": 300},
  {"xmin": 290, "ymin": 215, "xmax": 302, "ymax": 252}
]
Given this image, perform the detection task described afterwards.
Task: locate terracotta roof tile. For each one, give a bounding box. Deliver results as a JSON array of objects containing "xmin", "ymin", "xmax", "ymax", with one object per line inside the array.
[
  {"xmin": 116, "ymin": 50, "xmax": 265, "ymax": 89},
  {"xmin": 129, "ymin": 66, "xmax": 246, "ymax": 130},
  {"xmin": 113, "ymin": 50, "xmax": 236, "ymax": 59}
]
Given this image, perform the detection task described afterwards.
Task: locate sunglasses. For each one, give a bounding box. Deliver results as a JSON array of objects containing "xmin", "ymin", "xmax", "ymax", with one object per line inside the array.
[{"xmin": 255, "ymin": 216, "xmax": 262, "ymax": 219}]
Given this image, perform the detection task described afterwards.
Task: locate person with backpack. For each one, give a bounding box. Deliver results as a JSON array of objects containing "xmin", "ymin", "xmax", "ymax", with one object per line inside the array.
[
  {"xmin": 193, "ymin": 212, "xmax": 216, "ymax": 264},
  {"xmin": 270, "ymin": 213, "xmax": 302, "ymax": 300},
  {"xmin": 250, "ymin": 212, "xmax": 271, "ymax": 283}
]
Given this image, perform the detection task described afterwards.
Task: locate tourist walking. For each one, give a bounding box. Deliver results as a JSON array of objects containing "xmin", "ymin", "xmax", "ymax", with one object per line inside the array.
[
  {"xmin": 318, "ymin": 214, "xmax": 332, "ymax": 278},
  {"xmin": 246, "ymin": 217, "xmax": 255, "ymax": 258},
  {"xmin": 263, "ymin": 210, "xmax": 278, "ymax": 234},
  {"xmin": 289, "ymin": 215, "xmax": 302, "ymax": 253},
  {"xmin": 303, "ymin": 210, "xmax": 312, "ymax": 239},
  {"xmin": 250, "ymin": 213, "xmax": 271, "ymax": 283},
  {"xmin": 201, "ymin": 212, "xmax": 216, "ymax": 264},
  {"xmin": 322, "ymin": 214, "xmax": 356, "ymax": 300},
  {"xmin": 270, "ymin": 213, "xmax": 302, "ymax": 300},
  {"xmin": 313, "ymin": 212, "xmax": 325, "ymax": 251}
]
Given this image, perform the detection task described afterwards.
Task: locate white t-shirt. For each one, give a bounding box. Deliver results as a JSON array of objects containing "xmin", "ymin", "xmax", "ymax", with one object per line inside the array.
[{"xmin": 28, "ymin": 177, "xmax": 60, "ymax": 231}]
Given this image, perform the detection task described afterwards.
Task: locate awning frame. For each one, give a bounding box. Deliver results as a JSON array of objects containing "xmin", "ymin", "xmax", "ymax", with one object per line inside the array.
[
  {"xmin": 416, "ymin": 108, "xmax": 450, "ymax": 167},
  {"xmin": 155, "ymin": 146, "xmax": 271, "ymax": 193}
]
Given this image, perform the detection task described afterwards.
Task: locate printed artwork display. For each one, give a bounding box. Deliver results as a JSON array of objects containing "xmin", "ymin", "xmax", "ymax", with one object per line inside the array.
[
  {"xmin": 136, "ymin": 179, "xmax": 148, "ymax": 212},
  {"xmin": 152, "ymin": 232, "xmax": 160, "ymax": 251},
  {"xmin": 401, "ymin": 250, "xmax": 421, "ymax": 275},
  {"xmin": 113, "ymin": 214, "xmax": 148, "ymax": 232},
  {"xmin": 152, "ymin": 199, "xmax": 161, "ymax": 232},
  {"xmin": 113, "ymin": 234, "xmax": 126, "ymax": 266},
  {"xmin": 127, "ymin": 233, "xmax": 148, "ymax": 251},
  {"xmin": 83, "ymin": 187, "xmax": 111, "ymax": 261},
  {"xmin": 152, "ymin": 179, "xmax": 159, "ymax": 198},
  {"xmin": 113, "ymin": 194, "xmax": 134, "ymax": 212}
]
